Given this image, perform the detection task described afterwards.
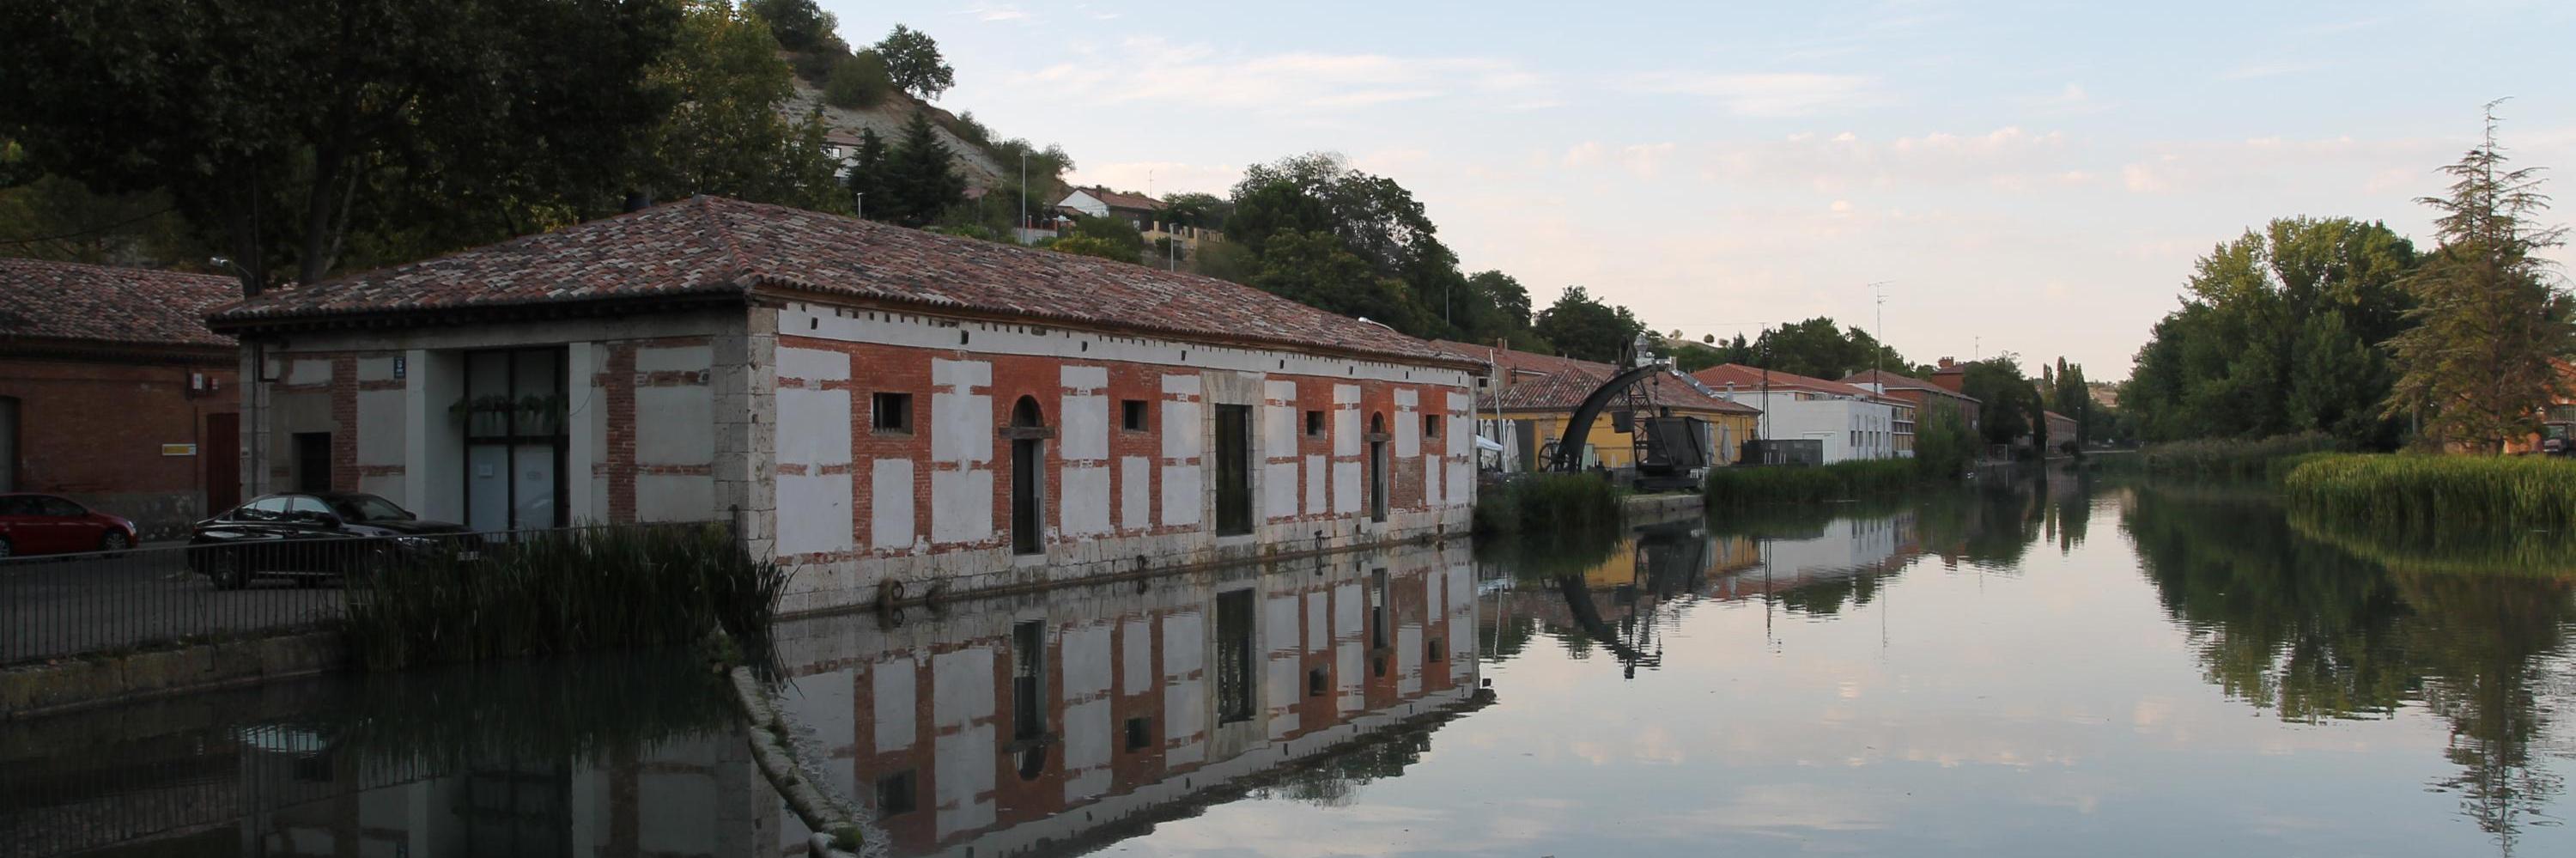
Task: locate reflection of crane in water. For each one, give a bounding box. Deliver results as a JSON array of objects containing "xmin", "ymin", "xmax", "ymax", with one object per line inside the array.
[{"xmin": 1546, "ymin": 520, "xmax": 1712, "ymax": 678}]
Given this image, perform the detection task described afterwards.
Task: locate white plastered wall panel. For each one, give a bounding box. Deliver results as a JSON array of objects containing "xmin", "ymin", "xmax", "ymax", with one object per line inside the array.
[
  {"xmin": 775, "ymin": 346, "xmax": 854, "ymax": 556},
  {"xmin": 1331, "ymin": 384, "xmax": 1361, "ymax": 514},
  {"xmin": 1261, "ymin": 380, "xmax": 1299, "ymax": 521},
  {"xmin": 1060, "ymin": 366, "xmax": 1112, "ymax": 537},
  {"xmin": 1159, "ymin": 373, "xmax": 1203, "ymax": 528},
  {"xmin": 930, "ymin": 359, "xmax": 994, "ymax": 545}
]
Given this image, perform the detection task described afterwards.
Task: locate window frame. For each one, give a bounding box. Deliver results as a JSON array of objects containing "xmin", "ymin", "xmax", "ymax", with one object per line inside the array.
[{"xmin": 871, "ymin": 392, "xmax": 915, "ymax": 435}]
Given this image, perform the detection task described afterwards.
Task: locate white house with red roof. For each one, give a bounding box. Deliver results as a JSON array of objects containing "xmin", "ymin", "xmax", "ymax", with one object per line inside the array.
[
  {"xmin": 208, "ymin": 197, "xmax": 1479, "ymax": 611},
  {"xmin": 1691, "ymin": 364, "xmax": 1909, "ymax": 464}
]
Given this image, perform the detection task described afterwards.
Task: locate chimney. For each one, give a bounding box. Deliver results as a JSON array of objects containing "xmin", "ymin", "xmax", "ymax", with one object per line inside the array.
[{"xmin": 1937, "ymin": 356, "xmax": 1955, "ymax": 369}]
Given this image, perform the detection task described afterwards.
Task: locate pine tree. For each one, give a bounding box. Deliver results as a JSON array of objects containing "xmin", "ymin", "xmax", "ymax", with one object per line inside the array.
[
  {"xmin": 2382, "ymin": 103, "xmax": 2573, "ymax": 453},
  {"xmin": 845, "ymin": 127, "xmax": 889, "ymax": 220},
  {"xmin": 883, "ymin": 110, "xmax": 963, "ymax": 227}
]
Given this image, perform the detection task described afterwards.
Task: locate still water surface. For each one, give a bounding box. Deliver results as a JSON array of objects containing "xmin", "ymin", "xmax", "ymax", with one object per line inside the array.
[{"xmin": 11, "ymin": 472, "xmax": 2573, "ymax": 856}]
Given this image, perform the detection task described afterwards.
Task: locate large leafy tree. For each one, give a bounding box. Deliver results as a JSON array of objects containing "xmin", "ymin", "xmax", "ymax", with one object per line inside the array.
[
  {"xmin": 1961, "ymin": 356, "xmax": 2039, "ymax": 447},
  {"xmin": 2123, "ymin": 216, "xmax": 2420, "ymax": 447},
  {"xmin": 634, "ymin": 1, "xmax": 847, "ymax": 213},
  {"xmin": 875, "ymin": 25, "xmax": 954, "ymax": 100},
  {"xmin": 2383, "ymin": 108, "xmax": 2573, "ymax": 453},
  {"xmin": 744, "ymin": 0, "xmax": 839, "ymax": 53},
  {"xmin": 1534, "ymin": 286, "xmax": 1644, "ymax": 363},
  {"xmin": 1742, "ymin": 317, "xmax": 1908, "ymax": 380},
  {"xmin": 0, "ymin": 0, "xmax": 683, "ymax": 295}
]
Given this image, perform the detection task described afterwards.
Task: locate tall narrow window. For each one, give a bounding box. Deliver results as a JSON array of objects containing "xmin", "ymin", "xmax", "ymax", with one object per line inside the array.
[
  {"xmin": 1216, "ymin": 589, "xmax": 1255, "ymax": 723},
  {"xmin": 1367, "ymin": 413, "xmax": 1389, "ymax": 523},
  {"xmin": 1214, "ymin": 404, "xmax": 1252, "ymax": 535},
  {"xmin": 1009, "ymin": 396, "xmax": 1047, "ymax": 556},
  {"xmin": 1012, "ymin": 619, "xmax": 1046, "ymax": 740}
]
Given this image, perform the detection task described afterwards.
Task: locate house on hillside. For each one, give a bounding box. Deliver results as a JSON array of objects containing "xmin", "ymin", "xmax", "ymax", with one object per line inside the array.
[
  {"xmin": 0, "ymin": 259, "xmax": 242, "ymax": 540},
  {"xmin": 1692, "ymin": 364, "xmax": 1907, "ymax": 464},
  {"xmin": 1058, "ymin": 186, "xmax": 1163, "ymax": 230},
  {"xmin": 207, "ymin": 198, "xmax": 1477, "ymax": 612},
  {"xmin": 1436, "ymin": 341, "xmax": 1759, "ymax": 473},
  {"xmin": 1844, "ymin": 368, "xmax": 1981, "ymax": 437}
]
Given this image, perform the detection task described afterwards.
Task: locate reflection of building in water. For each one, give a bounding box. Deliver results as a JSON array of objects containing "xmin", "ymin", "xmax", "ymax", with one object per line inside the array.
[
  {"xmin": 1708, "ymin": 512, "xmax": 1920, "ymax": 604},
  {"xmin": 0, "ymin": 671, "xmax": 771, "ymax": 858},
  {"xmin": 769, "ymin": 542, "xmax": 1481, "ymax": 856}
]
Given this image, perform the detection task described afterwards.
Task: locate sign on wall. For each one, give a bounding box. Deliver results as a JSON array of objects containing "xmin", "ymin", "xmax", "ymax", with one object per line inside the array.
[{"xmin": 161, "ymin": 443, "xmax": 197, "ymax": 457}]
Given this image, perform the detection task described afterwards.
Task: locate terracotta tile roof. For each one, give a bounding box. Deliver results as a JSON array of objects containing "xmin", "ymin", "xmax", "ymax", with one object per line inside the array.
[
  {"xmin": 0, "ymin": 259, "xmax": 236, "ymax": 349},
  {"xmin": 209, "ymin": 197, "xmax": 1467, "ymax": 368},
  {"xmin": 1429, "ymin": 340, "xmax": 1759, "ymax": 416},
  {"xmin": 1692, "ymin": 363, "xmax": 1885, "ymax": 400},
  {"xmin": 1080, "ymin": 186, "xmax": 1163, "ymax": 212},
  {"xmin": 1841, "ymin": 368, "xmax": 1981, "ymax": 404}
]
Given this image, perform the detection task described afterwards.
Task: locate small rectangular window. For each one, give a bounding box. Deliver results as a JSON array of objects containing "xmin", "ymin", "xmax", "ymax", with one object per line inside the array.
[
  {"xmin": 877, "ymin": 770, "xmax": 917, "ymax": 815},
  {"xmin": 1424, "ymin": 414, "xmax": 1441, "ymax": 438},
  {"xmin": 1121, "ymin": 399, "xmax": 1149, "ymax": 431},
  {"xmin": 872, "ymin": 392, "xmax": 914, "ymax": 434},
  {"xmin": 1125, "ymin": 716, "xmax": 1152, "ymax": 752},
  {"xmin": 1304, "ymin": 410, "xmax": 1325, "ymax": 437}
]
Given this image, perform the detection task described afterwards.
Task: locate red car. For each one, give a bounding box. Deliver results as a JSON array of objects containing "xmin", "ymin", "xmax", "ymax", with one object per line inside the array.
[{"xmin": 0, "ymin": 492, "xmax": 140, "ymax": 559}]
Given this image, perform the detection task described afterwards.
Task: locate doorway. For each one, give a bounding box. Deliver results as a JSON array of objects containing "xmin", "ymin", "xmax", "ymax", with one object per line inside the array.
[
  {"xmin": 1214, "ymin": 404, "xmax": 1252, "ymax": 535},
  {"xmin": 1009, "ymin": 396, "xmax": 1047, "ymax": 556},
  {"xmin": 1367, "ymin": 413, "xmax": 1388, "ymax": 523},
  {"xmin": 292, "ymin": 432, "xmax": 332, "ymax": 493},
  {"xmin": 206, "ymin": 413, "xmax": 240, "ymax": 511}
]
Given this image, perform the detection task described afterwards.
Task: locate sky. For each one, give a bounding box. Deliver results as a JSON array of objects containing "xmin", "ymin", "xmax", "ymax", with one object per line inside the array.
[{"xmin": 815, "ymin": 0, "xmax": 2576, "ymax": 380}]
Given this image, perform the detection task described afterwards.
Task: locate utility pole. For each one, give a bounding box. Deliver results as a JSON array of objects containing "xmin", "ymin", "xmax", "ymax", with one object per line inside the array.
[
  {"xmin": 1018, "ymin": 151, "xmax": 1026, "ymax": 242},
  {"xmin": 854, "ymin": 192, "xmax": 863, "ymax": 221}
]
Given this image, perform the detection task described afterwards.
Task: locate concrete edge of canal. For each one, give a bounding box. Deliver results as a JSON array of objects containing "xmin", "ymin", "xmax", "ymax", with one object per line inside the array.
[
  {"xmin": 1, "ymin": 630, "xmax": 346, "ymax": 721},
  {"xmin": 1623, "ymin": 491, "xmax": 1704, "ymax": 517}
]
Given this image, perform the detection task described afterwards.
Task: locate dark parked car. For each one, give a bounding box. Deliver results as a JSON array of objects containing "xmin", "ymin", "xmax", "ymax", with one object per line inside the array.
[
  {"xmin": 189, "ymin": 492, "xmax": 478, "ymax": 587},
  {"xmin": 0, "ymin": 492, "xmax": 139, "ymax": 559}
]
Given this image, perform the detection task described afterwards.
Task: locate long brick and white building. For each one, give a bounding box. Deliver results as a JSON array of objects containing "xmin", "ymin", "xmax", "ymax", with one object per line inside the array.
[{"xmin": 208, "ymin": 198, "xmax": 1479, "ymax": 611}]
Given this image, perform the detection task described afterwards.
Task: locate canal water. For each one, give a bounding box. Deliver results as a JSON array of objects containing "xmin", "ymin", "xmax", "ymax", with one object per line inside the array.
[{"xmin": 11, "ymin": 472, "xmax": 2573, "ymax": 856}]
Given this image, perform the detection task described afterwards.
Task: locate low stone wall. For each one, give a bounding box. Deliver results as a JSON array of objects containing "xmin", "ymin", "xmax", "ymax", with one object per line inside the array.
[
  {"xmin": 1621, "ymin": 491, "xmax": 1704, "ymax": 518},
  {"xmin": 0, "ymin": 631, "xmax": 345, "ymax": 721}
]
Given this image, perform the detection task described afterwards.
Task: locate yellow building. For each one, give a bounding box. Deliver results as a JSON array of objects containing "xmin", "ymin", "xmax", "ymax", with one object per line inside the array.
[{"xmin": 1433, "ymin": 341, "xmax": 1763, "ymax": 472}]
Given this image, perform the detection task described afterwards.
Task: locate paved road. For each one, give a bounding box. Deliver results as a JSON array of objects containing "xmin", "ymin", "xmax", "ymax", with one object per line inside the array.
[{"xmin": 0, "ymin": 547, "xmax": 344, "ymax": 665}]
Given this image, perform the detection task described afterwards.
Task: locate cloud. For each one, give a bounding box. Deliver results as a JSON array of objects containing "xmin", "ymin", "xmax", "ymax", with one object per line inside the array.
[
  {"xmin": 1624, "ymin": 71, "xmax": 1877, "ymax": 117},
  {"xmin": 1015, "ymin": 38, "xmax": 1552, "ymax": 113},
  {"xmin": 1692, "ymin": 126, "xmax": 2079, "ymax": 193},
  {"xmin": 957, "ymin": 4, "xmax": 1029, "ymax": 22}
]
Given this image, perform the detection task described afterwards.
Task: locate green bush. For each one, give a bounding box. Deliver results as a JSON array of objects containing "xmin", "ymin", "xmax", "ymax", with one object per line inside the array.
[
  {"xmin": 2281, "ymin": 453, "xmax": 2576, "ymax": 532},
  {"xmin": 1703, "ymin": 459, "xmax": 1921, "ymax": 506},
  {"xmin": 1473, "ymin": 472, "xmax": 1622, "ymax": 535},
  {"xmin": 823, "ymin": 51, "xmax": 893, "ymax": 108},
  {"xmin": 2140, "ymin": 432, "xmax": 2340, "ymax": 479},
  {"xmin": 343, "ymin": 524, "xmax": 789, "ymax": 671}
]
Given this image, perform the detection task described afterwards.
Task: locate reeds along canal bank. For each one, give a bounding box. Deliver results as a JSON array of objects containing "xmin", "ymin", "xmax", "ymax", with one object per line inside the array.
[{"xmin": 2280, "ymin": 453, "xmax": 2576, "ymax": 531}]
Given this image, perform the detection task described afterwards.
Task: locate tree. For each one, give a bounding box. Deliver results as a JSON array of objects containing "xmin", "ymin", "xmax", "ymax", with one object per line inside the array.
[
  {"xmin": 845, "ymin": 128, "xmax": 890, "ymax": 217},
  {"xmin": 1254, "ymin": 230, "xmax": 1424, "ymax": 332},
  {"xmin": 1702, "ymin": 332, "xmax": 1716, "ymax": 344},
  {"xmin": 1066, "ymin": 215, "xmax": 1144, "ymax": 261},
  {"xmin": 1534, "ymin": 286, "xmax": 1644, "ymax": 362},
  {"xmin": 1745, "ymin": 317, "xmax": 1908, "ymax": 380},
  {"xmin": 2383, "ymin": 106, "xmax": 2573, "ymax": 453},
  {"xmin": 630, "ymin": 1, "xmax": 847, "ymax": 213},
  {"xmin": 1160, "ymin": 192, "xmax": 1233, "ymax": 230},
  {"xmin": 0, "ymin": 0, "xmax": 683, "ymax": 295},
  {"xmin": 2123, "ymin": 216, "xmax": 2420, "ymax": 447},
  {"xmin": 875, "ymin": 24, "xmax": 954, "ymax": 100},
  {"xmin": 823, "ymin": 51, "xmax": 894, "ymax": 108},
  {"xmin": 1913, "ymin": 403, "xmax": 1975, "ymax": 478},
  {"xmin": 878, "ymin": 110, "xmax": 965, "ymax": 227},
  {"xmin": 744, "ymin": 0, "xmax": 839, "ymax": 53},
  {"xmin": 1961, "ymin": 356, "xmax": 2037, "ymax": 447}
]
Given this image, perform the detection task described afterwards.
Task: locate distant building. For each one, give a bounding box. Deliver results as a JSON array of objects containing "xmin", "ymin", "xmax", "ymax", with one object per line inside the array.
[
  {"xmin": 1057, "ymin": 186, "xmax": 1163, "ymax": 230},
  {"xmin": 0, "ymin": 259, "xmax": 241, "ymax": 539},
  {"xmin": 1843, "ymin": 368, "xmax": 1981, "ymax": 437},
  {"xmin": 209, "ymin": 198, "xmax": 1477, "ymax": 612},
  {"xmin": 1434, "ymin": 341, "xmax": 1760, "ymax": 472},
  {"xmin": 2042, "ymin": 409, "xmax": 2080, "ymax": 453},
  {"xmin": 1692, "ymin": 364, "xmax": 1908, "ymax": 463}
]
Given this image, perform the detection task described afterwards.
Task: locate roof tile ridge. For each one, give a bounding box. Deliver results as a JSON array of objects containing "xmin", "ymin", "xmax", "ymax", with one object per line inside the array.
[{"xmin": 694, "ymin": 196, "xmax": 759, "ymax": 285}]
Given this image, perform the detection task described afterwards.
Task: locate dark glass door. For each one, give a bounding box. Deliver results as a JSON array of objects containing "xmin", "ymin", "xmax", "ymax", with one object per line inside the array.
[{"xmin": 1214, "ymin": 405, "xmax": 1252, "ymax": 535}]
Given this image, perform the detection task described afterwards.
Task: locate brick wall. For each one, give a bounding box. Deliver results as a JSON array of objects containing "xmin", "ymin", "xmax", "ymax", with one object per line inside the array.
[{"xmin": 0, "ymin": 354, "xmax": 237, "ymax": 537}]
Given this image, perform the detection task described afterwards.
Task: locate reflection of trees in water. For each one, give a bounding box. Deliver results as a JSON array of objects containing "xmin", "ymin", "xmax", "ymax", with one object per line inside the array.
[
  {"xmin": 2123, "ymin": 486, "xmax": 2576, "ymax": 853},
  {"xmin": 1253, "ymin": 723, "xmax": 1438, "ymax": 808}
]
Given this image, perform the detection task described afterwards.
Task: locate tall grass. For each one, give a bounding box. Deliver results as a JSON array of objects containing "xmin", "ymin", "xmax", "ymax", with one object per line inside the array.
[
  {"xmin": 2281, "ymin": 453, "xmax": 2576, "ymax": 532},
  {"xmin": 1474, "ymin": 472, "xmax": 1623, "ymax": 535},
  {"xmin": 1702, "ymin": 459, "xmax": 1922, "ymax": 506},
  {"xmin": 2139, "ymin": 432, "xmax": 2340, "ymax": 479},
  {"xmin": 343, "ymin": 524, "xmax": 790, "ymax": 672}
]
